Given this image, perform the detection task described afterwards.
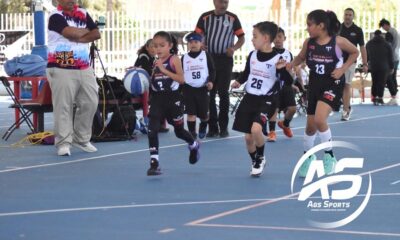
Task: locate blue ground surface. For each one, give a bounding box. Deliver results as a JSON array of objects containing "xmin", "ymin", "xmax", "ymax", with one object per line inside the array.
[{"xmin": 0, "ymin": 98, "xmax": 399, "ymax": 240}]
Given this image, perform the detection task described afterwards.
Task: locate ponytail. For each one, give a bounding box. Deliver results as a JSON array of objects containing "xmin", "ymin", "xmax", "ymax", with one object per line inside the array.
[
  {"xmin": 307, "ymin": 9, "xmax": 340, "ymax": 36},
  {"xmin": 153, "ymin": 31, "xmax": 179, "ymax": 55}
]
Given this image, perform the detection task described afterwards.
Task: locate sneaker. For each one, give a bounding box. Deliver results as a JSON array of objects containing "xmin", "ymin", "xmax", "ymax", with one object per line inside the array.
[
  {"xmin": 190, "ymin": 131, "xmax": 198, "ymax": 139},
  {"xmin": 219, "ymin": 129, "xmax": 229, "ymax": 138},
  {"xmin": 323, "ymin": 153, "xmax": 337, "ymax": 175},
  {"xmin": 206, "ymin": 130, "xmax": 219, "ymax": 138},
  {"xmin": 198, "ymin": 123, "xmax": 207, "ymax": 139},
  {"xmin": 373, "ymin": 98, "xmax": 378, "ymax": 106},
  {"xmin": 147, "ymin": 158, "xmax": 162, "ymax": 176},
  {"xmin": 72, "ymin": 141, "xmax": 98, "ymax": 152},
  {"xmin": 298, "ymin": 154, "xmax": 316, "ymax": 178},
  {"xmin": 341, "ymin": 107, "xmax": 352, "ymax": 121},
  {"xmin": 189, "ymin": 141, "xmax": 200, "ymax": 164},
  {"xmin": 57, "ymin": 144, "xmax": 71, "ymax": 156},
  {"xmin": 250, "ymin": 155, "xmax": 266, "ymax": 177},
  {"xmin": 267, "ymin": 131, "xmax": 276, "ymax": 142},
  {"xmin": 386, "ymin": 98, "xmax": 398, "ymax": 106},
  {"xmin": 159, "ymin": 127, "xmax": 170, "ymax": 133},
  {"xmin": 377, "ymin": 98, "xmax": 385, "ymax": 106},
  {"xmin": 278, "ymin": 121, "xmax": 293, "ymax": 138}
]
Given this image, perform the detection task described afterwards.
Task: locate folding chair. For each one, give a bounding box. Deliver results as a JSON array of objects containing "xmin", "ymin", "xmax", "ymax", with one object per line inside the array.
[
  {"xmin": 229, "ymin": 71, "xmax": 245, "ymax": 115},
  {"xmin": 1, "ymin": 76, "xmax": 52, "ymax": 140}
]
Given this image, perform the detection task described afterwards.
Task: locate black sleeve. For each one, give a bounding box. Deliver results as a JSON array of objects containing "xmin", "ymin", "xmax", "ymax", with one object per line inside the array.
[
  {"xmin": 238, "ymin": 51, "xmax": 253, "ymax": 84},
  {"xmin": 86, "ymin": 13, "xmax": 98, "ymax": 30},
  {"xmin": 134, "ymin": 55, "xmax": 153, "ymax": 76},
  {"xmin": 205, "ymin": 52, "xmax": 216, "ymax": 83},
  {"xmin": 48, "ymin": 14, "xmax": 68, "ymax": 34},
  {"xmin": 195, "ymin": 13, "xmax": 206, "ymax": 33},
  {"xmin": 358, "ymin": 27, "xmax": 365, "ymax": 46},
  {"xmin": 277, "ymin": 68, "xmax": 294, "ymax": 84}
]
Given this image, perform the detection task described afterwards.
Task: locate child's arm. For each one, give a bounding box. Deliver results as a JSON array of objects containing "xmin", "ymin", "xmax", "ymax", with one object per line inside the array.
[
  {"xmin": 286, "ymin": 38, "xmax": 309, "ymax": 71},
  {"xmin": 231, "ymin": 51, "xmax": 252, "ymax": 88},
  {"xmin": 155, "ymin": 56, "xmax": 185, "ymax": 84},
  {"xmin": 333, "ymin": 36, "xmax": 359, "ymax": 79}
]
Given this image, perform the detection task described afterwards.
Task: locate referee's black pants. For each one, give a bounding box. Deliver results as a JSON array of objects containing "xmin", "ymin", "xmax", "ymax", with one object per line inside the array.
[{"xmin": 209, "ymin": 54, "xmax": 233, "ymax": 133}]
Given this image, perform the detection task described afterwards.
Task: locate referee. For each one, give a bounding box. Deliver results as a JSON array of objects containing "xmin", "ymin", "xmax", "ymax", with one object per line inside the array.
[
  {"xmin": 339, "ymin": 8, "xmax": 368, "ymax": 121},
  {"xmin": 195, "ymin": 0, "xmax": 245, "ymax": 138}
]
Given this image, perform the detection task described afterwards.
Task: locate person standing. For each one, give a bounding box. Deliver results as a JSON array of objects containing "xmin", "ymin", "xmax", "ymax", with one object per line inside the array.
[
  {"xmin": 366, "ymin": 30, "xmax": 394, "ymax": 105},
  {"xmin": 195, "ymin": 0, "xmax": 245, "ymax": 138},
  {"xmin": 339, "ymin": 8, "xmax": 368, "ymax": 121},
  {"xmin": 379, "ymin": 18, "xmax": 399, "ymax": 105},
  {"xmin": 47, "ymin": 0, "xmax": 100, "ymax": 156}
]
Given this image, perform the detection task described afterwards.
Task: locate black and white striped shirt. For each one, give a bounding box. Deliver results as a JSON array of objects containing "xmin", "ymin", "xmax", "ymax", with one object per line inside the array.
[{"xmin": 195, "ymin": 10, "xmax": 244, "ymax": 55}]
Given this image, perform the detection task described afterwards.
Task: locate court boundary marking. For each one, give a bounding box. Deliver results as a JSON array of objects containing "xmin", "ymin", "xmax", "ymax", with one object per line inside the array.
[
  {"xmin": 1, "ymin": 112, "xmax": 400, "ymax": 174},
  {"xmin": 184, "ymin": 162, "xmax": 400, "ymax": 237}
]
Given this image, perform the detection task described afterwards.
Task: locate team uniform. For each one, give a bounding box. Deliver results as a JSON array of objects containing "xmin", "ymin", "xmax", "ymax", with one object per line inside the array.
[
  {"xmin": 305, "ymin": 36, "xmax": 345, "ymax": 115},
  {"xmin": 182, "ymin": 50, "xmax": 215, "ymax": 120},
  {"xmin": 147, "ymin": 55, "xmax": 199, "ymax": 175},
  {"xmin": 272, "ymin": 47, "xmax": 296, "ymax": 113},
  {"xmin": 233, "ymin": 50, "xmax": 283, "ymax": 133}
]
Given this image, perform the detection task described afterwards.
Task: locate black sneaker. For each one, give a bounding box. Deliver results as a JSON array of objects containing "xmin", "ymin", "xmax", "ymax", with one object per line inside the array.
[
  {"xmin": 147, "ymin": 158, "xmax": 162, "ymax": 176},
  {"xmin": 190, "ymin": 131, "xmax": 198, "ymax": 139},
  {"xmin": 206, "ymin": 130, "xmax": 219, "ymax": 138},
  {"xmin": 188, "ymin": 141, "xmax": 200, "ymax": 164},
  {"xmin": 198, "ymin": 122, "xmax": 207, "ymax": 139},
  {"xmin": 219, "ymin": 129, "xmax": 229, "ymax": 138}
]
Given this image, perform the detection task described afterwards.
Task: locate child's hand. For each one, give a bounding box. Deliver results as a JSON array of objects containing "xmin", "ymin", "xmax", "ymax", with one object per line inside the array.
[
  {"xmin": 206, "ymin": 82, "xmax": 213, "ymax": 91},
  {"xmin": 276, "ymin": 58, "xmax": 287, "ymax": 69},
  {"xmin": 331, "ymin": 68, "xmax": 345, "ymax": 80},
  {"xmin": 286, "ymin": 62, "xmax": 294, "ymax": 72},
  {"xmin": 154, "ymin": 59, "xmax": 166, "ymax": 72},
  {"xmin": 231, "ymin": 80, "xmax": 241, "ymax": 89}
]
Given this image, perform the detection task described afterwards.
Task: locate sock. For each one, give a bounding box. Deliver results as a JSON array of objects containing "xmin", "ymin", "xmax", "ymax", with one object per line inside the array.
[
  {"xmin": 249, "ymin": 151, "xmax": 257, "ymax": 161},
  {"xmin": 262, "ymin": 122, "xmax": 268, "ymax": 136},
  {"xmin": 256, "ymin": 144, "xmax": 264, "ymax": 157},
  {"xmin": 187, "ymin": 121, "xmax": 196, "ymax": 134},
  {"xmin": 303, "ymin": 133, "xmax": 317, "ymax": 152},
  {"xmin": 283, "ymin": 118, "xmax": 291, "ymax": 127},
  {"xmin": 318, "ymin": 128, "xmax": 332, "ymax": 151},
  {"xmin": 269, "ymin": 121, "xmax": 276, "ymax": 132},
  {"xmin": 324, "ymin": 150, "xmax": 334, "ymax": 157},
  {"xmin": 189, "ymin": 141, "xmax": 198, "ymax": 149}
]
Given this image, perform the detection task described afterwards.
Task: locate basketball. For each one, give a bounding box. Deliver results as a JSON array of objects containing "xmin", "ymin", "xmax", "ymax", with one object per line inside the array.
[{"xmin": 123, "ymin": 67, "xmax": 150, "ymax": 96}]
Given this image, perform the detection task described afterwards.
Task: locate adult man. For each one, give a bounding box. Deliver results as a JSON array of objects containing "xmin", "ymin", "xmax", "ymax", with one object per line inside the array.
[
  {"xmin": 380, "ymin": 18, "xmax": 399, "ymax": 105},
  {"xmin": 195, "ymin": 0, "xmax": 245, "ymax": 137},
  {"xmin": 339, "ymin": 8, "xmax": 368, "ymax": 121},
  {"xmin": 47, "ymin": 0, "xmax": 100, "ymax": 156}
]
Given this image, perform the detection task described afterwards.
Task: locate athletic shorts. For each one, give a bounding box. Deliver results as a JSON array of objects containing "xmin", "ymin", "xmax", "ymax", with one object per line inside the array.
[
  {"xmin": 232, "ymin": 93, "xmax": 274, "ymax": 134},
  {"xmin": 279, "ymin": 84, "xmax": 296, "ymax": 110},
  {"xmin": 344, "ymin": 63, "xmax": 357, "ymax": 84},
  {"xmin": 307, "ymin": 75, "xmax": 345, "ymax": 115},
  {"xmin": 148, "ymin": 91, "xmax": 184, "ymax": 124},
  {"xmin": 182, "ymin": 84, "xmax": 209, "ymax": 120}
]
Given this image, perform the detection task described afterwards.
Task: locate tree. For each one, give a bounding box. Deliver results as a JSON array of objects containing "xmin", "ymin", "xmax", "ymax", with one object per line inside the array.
[{"xmin": 0, "ymin": 0, "xmax": 32, "ymax": 13}]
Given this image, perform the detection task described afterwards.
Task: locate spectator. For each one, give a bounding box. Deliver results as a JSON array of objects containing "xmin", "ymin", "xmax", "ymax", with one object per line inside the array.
[
  {"xmin": 379, "ymin": 18, "xmax": 399, "ymax": 105},
  {"xmin": 366, "ymin": 30, "xmax": 394, "ymax": 105},
  {"xmin": 195, "ymin": 0, "xmax": 245, "ymax": 138},
  {"xmin": 339, "ymin": 8, "xmax": 368, "ymax": 121},
  {"xmin": 47, "ymin": 0, "xmax": 100, "ymax": 156}
]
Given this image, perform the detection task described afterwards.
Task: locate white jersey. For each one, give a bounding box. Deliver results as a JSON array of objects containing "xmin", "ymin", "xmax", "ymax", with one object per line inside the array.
[
  {"xmin": 182, "ymin": 51, "xmax": 209, "ymax": 88},
  {"xmin": 276, "ymin": 48, "xmax": 293, "ymax": 63},
  {"xmin": 245, "ymin": 50, "xmax": 280, "ymax": 96}
]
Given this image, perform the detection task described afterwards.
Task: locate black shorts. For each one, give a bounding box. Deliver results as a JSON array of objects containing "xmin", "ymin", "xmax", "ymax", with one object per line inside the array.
[
  {"xmin": 307, "ymin": 76, "xmax": 345, "ymax": 115},
  {"xmin": 279, "ymin": 84, "xmax": 296, "ymax": 110},
  {"xmin": 232, "ymin": 93, "xmax": 274, "ymax": 134},
  {"xmin": 182, "ymin": 84, "xmax": 209, "ymax": 119},
  {"xmin": 149, "ymin": 91, "xmax": 184, "ymax": 124}
]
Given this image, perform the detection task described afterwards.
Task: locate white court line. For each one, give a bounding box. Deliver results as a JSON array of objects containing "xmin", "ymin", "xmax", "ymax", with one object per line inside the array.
[
  {"xmin": 1, "ymin": 111, "xmax": 399, "ymax": 174},
  {"xmin": 391, "ymin": 180, "xmax": 400, "ymax": 185},
  {"xmin": 159, "ymin": 228, "xmax": 175, "ymax": 234},
  {"xmin": 292, "ymin": 135, "xmax": 400, "ymax": 140},
  {"xmin": 193, "ymin": 223, "xmax": 400, "ymax": 238},
  {"xmin": 185, "ymin": 161, "xmax": 400, "ymax": 226},
  {"xmin": 0, "ymin": 193, "xmax": 398, "ymax": 218}
]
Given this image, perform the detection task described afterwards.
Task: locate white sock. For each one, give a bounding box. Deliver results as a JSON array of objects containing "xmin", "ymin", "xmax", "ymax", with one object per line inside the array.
[
  {"xmin": 318, "ymin": 128, "xmax": 332, "ymax": 151},
  {"xmin": 303, "ymin": 133, "xmax": 316, "ymax": 152},
  {"xmin": 189, "ymin": 141, "xmax": 198, "ymax": 149},
  {"xmin": 151, "ymin": 155, "xmax": 159, "ymax": 161}
]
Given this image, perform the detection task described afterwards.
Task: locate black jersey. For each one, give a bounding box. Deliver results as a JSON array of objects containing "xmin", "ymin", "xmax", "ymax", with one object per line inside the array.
[
  {"xmin": 306, "ymin": 37, "xmax": 344, "ymax": 80},
  {"xmin": 151, "ymin": 55, "xmax": 180, "ymax": 92}
]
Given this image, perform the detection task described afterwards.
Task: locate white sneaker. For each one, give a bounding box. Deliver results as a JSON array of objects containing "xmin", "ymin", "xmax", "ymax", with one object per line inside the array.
[
  {"xmin": 387, "ymin": 98, "xmax": 398, "ymax": 106},
  {"xmin": 341, "ymin": 107, "xmax": 352, "ymax": 121},
  {"xmin": 72, "ymin": 141, "xmax": 98, "ymax": 153},
  {"xmin": 250, "ymin": 155, "xmax": 266, "ymax": 177},
  {"xmin": 57, "ymin": 144, "xmax": 71, "ymax": 156}
]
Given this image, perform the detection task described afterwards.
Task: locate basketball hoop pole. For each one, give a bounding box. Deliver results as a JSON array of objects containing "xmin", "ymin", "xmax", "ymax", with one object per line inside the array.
[{"xmin": 90, "ymin": 41, "xmax": 132, "ymax": 140}]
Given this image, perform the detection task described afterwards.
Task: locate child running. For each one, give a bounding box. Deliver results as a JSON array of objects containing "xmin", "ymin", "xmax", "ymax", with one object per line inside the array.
[
  {"xmin": 182, "ymin": 32, "xmax": 215, "ymax": 139},
  {"xmin": 264, "ymin": 27, "xmax": 297, "ymax": 142},
  {"xmin": 286, "ymin": 10, "xmax": 359, "ymax": 177},
  {"xmin": 231, "ymin": 21, "xmax": 292, "ymax": 177},
  {"xmin": 146, "ymin": 31, "xmax": 200, "ymax": 176}
]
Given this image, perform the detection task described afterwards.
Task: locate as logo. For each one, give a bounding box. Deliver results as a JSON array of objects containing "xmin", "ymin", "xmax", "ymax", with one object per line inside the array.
[
  {"xmin": 291, "ymin": 141, "xmax": 372, "ymax": 229},
  {"xmin": 326, "ymin": 46, "xmax": 332, "ymax": 52},
  {"xmin": 266, "ymin": 64, "xmax": 272, "ymax": 68}
]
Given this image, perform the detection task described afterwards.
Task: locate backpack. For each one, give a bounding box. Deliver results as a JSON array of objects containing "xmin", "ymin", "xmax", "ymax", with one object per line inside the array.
[{"xmin": 4, "ymin": 54, "xmax": 47, "ymax": 77}]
